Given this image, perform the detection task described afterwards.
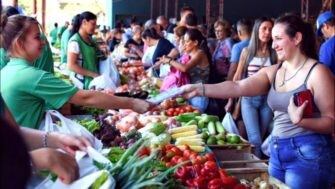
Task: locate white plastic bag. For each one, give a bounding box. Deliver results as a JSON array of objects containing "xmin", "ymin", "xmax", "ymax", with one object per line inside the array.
[
  {"xmin": 89, "ymin": 74, "xmax": 116, "ymax": 90},
  {"xmin": 41, "ymin": 110, "xmax": 103, "ymax": 150},
  {"xmin": 99, "ymin": 56, "xmax": 120, "ymax": 87},
  {"xmin": 221, "ymin": 113, "xmax": 240, "ymax": 135}
]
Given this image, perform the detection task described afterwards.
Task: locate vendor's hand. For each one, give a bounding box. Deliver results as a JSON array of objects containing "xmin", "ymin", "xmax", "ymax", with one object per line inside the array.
[
  {"xmin": 225, "ymin": 98, "xmax": 233, "ymax": 112},
  {"xmin": 288, "ymin": 96, "xmax": 308, "ymax": 125},
  {"xmin": 182, "ymin": 84, "xmax": 202, "ymax": 99},
  {"xmin": 49, "ymin": 133, "xmax": 91, "ymax": 156},
  {"xmin": 131, "ymin": 98, "xmax": 153, "ymax": 113},
  {"xmin": 30, "ymin": 148, "xmax": 79, "ymax": 184}
]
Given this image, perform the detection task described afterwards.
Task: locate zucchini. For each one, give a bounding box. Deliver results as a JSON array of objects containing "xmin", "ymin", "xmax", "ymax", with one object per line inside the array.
[
  {"xmin": 207, "ymin": 121, "xmax": 216, "ymax": 135},
  {"xmin": 215, "ymin": 121, "xmax": 225, "ymax": 134}
]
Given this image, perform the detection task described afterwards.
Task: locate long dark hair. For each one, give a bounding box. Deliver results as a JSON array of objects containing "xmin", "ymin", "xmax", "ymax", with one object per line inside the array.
[
  {"xmin": 186, "ymin": 28, "xmax": 211, "ymax": 63},
  {"xmin": 246, "ymin": 17, "xmax": 277, "ymax": 65},
  {"xmin": 275, "ymin": 13, "xmax": 317, "ymax": 60},
  {"xmin": 69, "ymin": 11, "xmax": 97, "ymax": 38}
]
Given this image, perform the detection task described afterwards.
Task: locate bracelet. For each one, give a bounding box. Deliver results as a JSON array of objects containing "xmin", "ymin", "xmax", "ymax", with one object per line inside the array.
[
  {"xmin": 43, "ymin": 131, "xmax": 50, "ymax": 148},
  {"xmin": 201, "ymin": 83, "xmax": 205, "ymax": 96}
]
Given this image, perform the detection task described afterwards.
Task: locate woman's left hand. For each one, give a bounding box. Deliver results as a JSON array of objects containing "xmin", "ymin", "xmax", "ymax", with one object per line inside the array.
[
  {"xmin": 288, "ymin": 96, "xmax": 308, "ymax": 125},
  {"xmin": 49, "ymin": 133, "xmax": 92, "ymax": 156}
]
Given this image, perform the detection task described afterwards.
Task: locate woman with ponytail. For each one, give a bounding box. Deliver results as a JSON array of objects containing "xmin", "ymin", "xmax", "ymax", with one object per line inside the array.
[
  {"xmin": 160, "ymin": 29, "xmax": 210, "ymax": 112},
  {"xmin": 67, "ymin": 11, "xmax": 99, "ymax": 89}
]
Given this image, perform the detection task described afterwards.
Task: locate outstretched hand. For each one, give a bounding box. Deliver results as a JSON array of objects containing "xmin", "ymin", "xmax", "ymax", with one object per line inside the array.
[
  {"xmin": 49, "ymin": 133, "xmax": 91, "ymax": 156},
  {"xmin": 181, "ymin": 84, "xmax": 202, "ymax": 99}
]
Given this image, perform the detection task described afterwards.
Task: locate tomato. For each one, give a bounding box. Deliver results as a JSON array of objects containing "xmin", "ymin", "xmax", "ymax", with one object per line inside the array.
[
  {"xmin": 205, "ymin": 153, "xmax": 216, "ymax": 162},
  {"xmin": 170, "ymin": 156, "xmax": 181, "ymax": 165},
  {"xmin": 173, "ymin": 111, "xmax": 179, "ymax": 116},
  {"xmin": 179, "ymin": 109, "xmax": 185, "ymax": 114},
  {"xmin": 180, "ymin": 144, "xmax": 191, "ymax": 150},
  {"xmin": 175, "ymin": 107, "xmax": 181, "ymax": 112},
  {"xmin": 218, "ymin": 168, "xmax": 229, "ymax": 179},
  {"xmin": 193, "ymin": 163, "xmax": 203, "ymax": 176},
  {"xmin": 204, "ymin": 161, "xmax": 218, "ymax": 171},
  {"xmin": 193, "ymin": 109, "xmax": 200, "ymax": 113},
  {"xmin": 171, "ymin": 146, "xmax": 183, "ymax": 156},
  {"xmin": 185, "ymin": 179, "xmax": 195, "ymax": 187},
  {"xmin": 164, "ymin": 144, "xmax": 174, "ymax": 151},
  {"xmin": 222, "ymin": 176, "xmax": 239, "ymax": 189},
  {"xmin": 185, "ymin": 106, "xmax": 192, "ymax": 112},
  {"xmin": 193, "ymin": 176, "xmax": 207, "ymax": 189},
  {"xmin": 190, "ymin": 153, "xmax": 198, "ymax": 164},
  {"xmin": 138, "ymin": 147, "xmax": 150, "ymax": 157},
  {"xmin": 208, "ymin": 178, "xmax": 223, "ymax": 189},
  {"xmin": 175, "ymin": 166, "xmax": 192, "ymax": 180},
  {"xmin": 165, "ymin": 150, "xmax": 175, "ymax": 159},
  {"xmin": 168, "ymin": 108, "xmax": 174, "ymax": 112},
  {"xmin": 233, "ymin": 184, "xmax": 247, "ymax": 189},
  {"xmin": 165, "ymin": 110, "xmax": 172, "ymax": 116},
  {"xmin": 165, "ymin": 162, "xmax": 173, "ymax": 167},
  {"xmin": 195, "ymin": 155, "xmax": 206, "ymax": 164},
  {"xmin": 177, "ymin": 156, "xmax": 188, "ymax": 164},
  {"xmin": 183, "ymin": 149, "xmax": 192, "ymax": 158}
]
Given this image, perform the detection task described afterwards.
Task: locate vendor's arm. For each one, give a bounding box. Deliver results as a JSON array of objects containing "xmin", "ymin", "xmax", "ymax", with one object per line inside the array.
[
  {"xmin": 183, "ymin": 65, "xmax": 275, "ymax": 99},
  {"xmin": 69, "ymin": 90, "xmax": 151, "ymax": 113},
  {"xmin": 288, "ymin": 64, "xmax": 334, "ymax": 134},
  {"xmin": 67, "ymin": 41, "xmax": 99, "ymax": 78}
]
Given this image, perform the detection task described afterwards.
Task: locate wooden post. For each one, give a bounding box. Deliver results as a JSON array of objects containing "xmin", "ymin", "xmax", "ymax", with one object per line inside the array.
[
  {"xmin": 165, "ymin": 0, "xmax": 169, "ymax": 17},
  {"xmin": 206, "ymin": 0, "xmax": 211, "ymax": 26},
  {"xmin": 33, "ymin": 0, "xmax": 37, "ymax": 14},
  {"xmin": 219, "ymin": 0, "xmax": 224, "ymax": 20},
  {"xmin": 42, "ymin": 0, "xmax": 46, "ymax": 33},
  {"xmin": 175, "ymin": 0, "xmax": 178, "ymax": 20},
  {"xmin": 150, "ymin": 0, "xmax": 154, "ymax": 19}
]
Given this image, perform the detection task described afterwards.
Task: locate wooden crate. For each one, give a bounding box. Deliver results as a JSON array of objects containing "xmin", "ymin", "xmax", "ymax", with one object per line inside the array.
[
  {"xmin": 208, "ymin": 138, "xmax": 253, "ymax": 154},
  {"xmin": 218, "ymin": 152, "xmax": 268, "ymax": 181}
]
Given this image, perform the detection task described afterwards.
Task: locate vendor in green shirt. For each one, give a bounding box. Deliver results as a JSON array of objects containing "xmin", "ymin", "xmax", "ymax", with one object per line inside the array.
[
  {"xmin": 49, "ymin": 22, "xmax": 58, "ymax": 46},
  {"xmin": 0, "ymin": 6, "xmax": 54, "ymax": 73},
  {"xmin": 67, "ymin": 11, "xmax": 100, "ymax": 89},
  {"xmin": 1, "ymin": 15, "xmax": 151, "ymax": 129},
  {"xmin": 60, "ymin": 21, "xmax": 72, "ymax": 64}
]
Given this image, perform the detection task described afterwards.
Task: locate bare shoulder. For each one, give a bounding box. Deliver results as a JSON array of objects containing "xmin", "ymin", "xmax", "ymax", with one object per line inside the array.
[
  {"xmin": 308, "ymin": 61, "xmax": 334, "ymax": 86},
  {"xmin": 262, "ymin": 64, "xmax": 281, "ymax": 82}
]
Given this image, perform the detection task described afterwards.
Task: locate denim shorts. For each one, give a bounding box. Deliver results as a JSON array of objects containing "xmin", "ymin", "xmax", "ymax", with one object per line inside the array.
[
  {"xmin": 269, "ymin": 134, "xmax": 335, "ymax": 189},
  {"xmin": 189, "ymin": 96, "xmax": 209, "ymax": 113}
]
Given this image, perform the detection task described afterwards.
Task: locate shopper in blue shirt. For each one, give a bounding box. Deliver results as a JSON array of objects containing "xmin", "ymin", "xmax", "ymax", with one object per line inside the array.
[
  {"xmin": 227, "ymin": 19, "xmax": 253, "ymax": 80},
  {"xmin": 316, "ymin": 11, "xmax": 335, "ymax": 75}
]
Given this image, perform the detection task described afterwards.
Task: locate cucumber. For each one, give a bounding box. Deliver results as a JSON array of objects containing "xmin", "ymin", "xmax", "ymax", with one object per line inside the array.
[
  {"xmin": 198, "ymin": 120, "xmax": 206, "ymax": 129},
  {"xmin": 215, "ymin": 121, "xmax": 225, "ymax": 134},
  {"xmin": 185, "ymin": 119, "xmax": 197, "ymax": 126},
  {"xmin": 207, "ymin": 121, "xmax": 216, "ymax": 135}
]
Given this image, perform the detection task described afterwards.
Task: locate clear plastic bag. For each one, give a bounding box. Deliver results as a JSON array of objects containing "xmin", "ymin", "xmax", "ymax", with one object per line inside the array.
[{"xmin": 221, "ymin": 112, "xmax": 240, "ymax": 135}]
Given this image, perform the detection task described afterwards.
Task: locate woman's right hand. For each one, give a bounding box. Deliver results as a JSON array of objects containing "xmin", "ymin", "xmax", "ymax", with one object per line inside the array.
[
  {"xmin": 181, "ymin": 84, "xmax": 202, "ymax": 99},
  {"xmin": 30, "ymin": 148, "xmax": 79, "ymax": 184}
]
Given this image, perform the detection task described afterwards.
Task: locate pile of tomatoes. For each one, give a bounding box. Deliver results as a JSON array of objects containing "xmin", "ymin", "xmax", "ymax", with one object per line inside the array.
[
  {"xmin": 161, "ymin": 144, "xmax": 246, "ymax": 189},
  {"xmin": 164, "ymin": 105, "xmax": 200, "ymax": 117}
]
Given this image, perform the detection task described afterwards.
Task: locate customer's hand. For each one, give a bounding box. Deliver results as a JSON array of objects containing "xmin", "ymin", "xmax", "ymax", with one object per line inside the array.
[
  {"xmin": 30, "ymin": 148, "xmax": 79, "ymax": 184},
  {"xmin": 49, "ymin": 133, "xmax": 91, "ymax": 156},
  {"xmin": 182, "ymin": 84, "xmax": 202, "ymax": 99},
  {"xmin": 131, "ymin": 98, "xmax": 153, "ymax": 113},
  {"xmin": 288, "ymin": 96, "xmax": 308, "ymax": 125}
]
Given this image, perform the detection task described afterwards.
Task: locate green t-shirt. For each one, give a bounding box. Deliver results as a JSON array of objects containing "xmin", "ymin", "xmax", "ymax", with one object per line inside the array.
[
  {"xmin": 0, "ymin": 35, "xmax": 54, "ymax": 73},
  {"xmin": 60, "ymin": 29, "xmax": 71, "ymax": 64},
  {"xmin": 0, "ymin": 48, "xmax": 9, "ymax": 70},
  {"xmin": 58, "ymin": 26, "xmax": 67, "ymax": 39},
  {"xmin": 1, "ymin": 58, "xmax": 78, "ymax": 129},
  {"xmin": 50, "ymin": 27, "xmax": 58, "ymax": 44}
]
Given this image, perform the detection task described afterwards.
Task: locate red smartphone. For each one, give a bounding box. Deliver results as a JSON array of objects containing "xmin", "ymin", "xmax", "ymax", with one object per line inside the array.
[{"xmin": 293, "ymin": 90, "xmax": 314, "ymax": 118}]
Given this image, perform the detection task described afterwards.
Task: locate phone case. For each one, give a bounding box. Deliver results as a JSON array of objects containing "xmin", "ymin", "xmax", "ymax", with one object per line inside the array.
[{"xmin": 293, "ymin": 90, "xmax": 314, "ymax": 118}]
